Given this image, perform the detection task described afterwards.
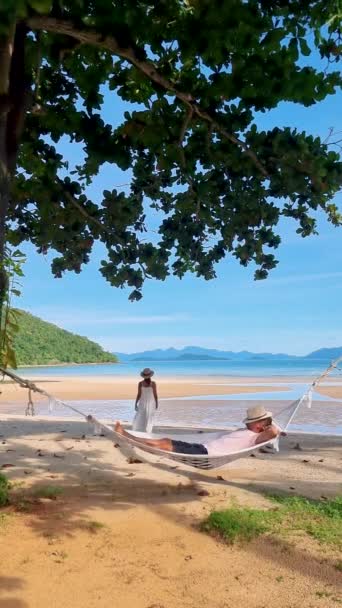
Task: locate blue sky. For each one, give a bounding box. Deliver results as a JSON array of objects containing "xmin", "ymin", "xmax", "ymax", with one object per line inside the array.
[{"xmin": 15, "ymin": 80, "xmax": 341, "ymax": 356}]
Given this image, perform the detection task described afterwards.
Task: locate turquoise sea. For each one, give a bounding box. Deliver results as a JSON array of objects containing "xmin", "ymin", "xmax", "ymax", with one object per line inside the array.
[{"xmin": 17, "ymin": 358, "xmax": 342, "ymax": 378}]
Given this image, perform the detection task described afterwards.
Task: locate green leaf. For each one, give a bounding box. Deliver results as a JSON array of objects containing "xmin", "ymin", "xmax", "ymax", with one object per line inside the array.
[
  {"xmin": 260, "ymin": 29, "xmax": 285, "ymax": 47},
  {"xmin": 299, "ymin": 38, "xmax": 311, "ymax": 56},
  {"xmin": 289, "ymin": 38, "xmax": 299, "ymax": 62},
  {"xmin": 4, "ymin": 345, "xmax": 17, "ymax": 369},
  {"xmin": 27, "ymin": 0, "xmax": 52, "ymax": 12}
]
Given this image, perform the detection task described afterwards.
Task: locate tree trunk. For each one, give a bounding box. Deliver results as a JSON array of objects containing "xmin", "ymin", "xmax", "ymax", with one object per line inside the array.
[
  {"xmin": 0, "ymin": 23, "xmax": 28, "ymax": 319},
  {"xmin": 0, "ymin": 26, "xmax": 15, "ymax": 316},
  {"xmin": 0, "ymin": 162, "xmax": 10, "ymax": 311}
]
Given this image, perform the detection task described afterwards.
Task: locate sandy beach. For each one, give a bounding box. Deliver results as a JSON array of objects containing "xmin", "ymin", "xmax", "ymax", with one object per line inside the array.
[
  {"xmin": 0, "ymin": 370, "xmax": 342, "ymax": 608},
  {"xmin": 0, "ymin": 417, "xmax": 341, "ymax": 608},
  {"xmin": 0, "ymin": 374, "xmax": 341, "ymax": 608}
]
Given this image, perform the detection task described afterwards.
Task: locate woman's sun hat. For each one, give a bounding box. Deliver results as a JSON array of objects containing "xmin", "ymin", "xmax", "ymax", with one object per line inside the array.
[
  {"xmin": 243, "ymin": 405, "xmax": 272, "ymax": 424},
  {"xmin": 140, "ymin": 368, "xmax": 154, "ymax": 378}
]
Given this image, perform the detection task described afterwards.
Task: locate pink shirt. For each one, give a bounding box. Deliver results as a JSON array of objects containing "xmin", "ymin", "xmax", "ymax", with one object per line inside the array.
[{"xmin": 204, "ymin": 429, "xmax": 258, "ymax": 456}]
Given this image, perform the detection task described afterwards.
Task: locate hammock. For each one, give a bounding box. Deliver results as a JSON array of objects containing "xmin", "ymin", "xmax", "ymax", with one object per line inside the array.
[
  {"xmin": 0, "ymin": 358, "xmax": 340, "ymax": 471},
  {"xmin": 90, "ymin": 393, "xmax": 310, "ymax": 470}
]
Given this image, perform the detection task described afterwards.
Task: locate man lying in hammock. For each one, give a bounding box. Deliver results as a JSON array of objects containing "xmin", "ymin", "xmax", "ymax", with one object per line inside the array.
[{"xmin": 114, "ymin": 405, "xmax": 281, "ymax": 456}]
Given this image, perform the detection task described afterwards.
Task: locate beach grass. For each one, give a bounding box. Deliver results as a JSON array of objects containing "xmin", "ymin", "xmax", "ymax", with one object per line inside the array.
[
  {"xmin": 268, "ymin": 495, "xmax": 342, "ymax": 546},
  {"xmin": 83, "ymin": 520, "xmax": 106, "ymax": 533},
  {"xmin": 33, "ymin": 485, "xmax": 64, "ymax": 500},
  {"xmin": 0, "ymin": 513, "xmax": 10, "ymax": 528},
  {"xmin": 201, "ymin": 505, "xmax": 280, "ymax": 544},
  {"xmin": 0, "ymin": 473, "xmax": 10, "ymax": 507},
  {"xmin": 0, "ymin": 478, "xmax": 64, "ymax": 511},
  {"xmin": 202, "ymin": 495, "xmax": 342, "ymax": 548}
]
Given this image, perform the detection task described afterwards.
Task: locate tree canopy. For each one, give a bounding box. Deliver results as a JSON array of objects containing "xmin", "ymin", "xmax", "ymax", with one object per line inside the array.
[{"xmin": 0, "ymin": 0, "xmax": 341, "ymax": 302}]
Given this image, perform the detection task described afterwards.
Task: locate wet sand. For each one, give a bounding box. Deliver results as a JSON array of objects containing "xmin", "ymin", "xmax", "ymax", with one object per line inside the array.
[
  {"xmin": 0, "ymin": 374, "xmax": 293, "ymax": 402},
  {"xmin": 3, "ymin": 372, "xmax": 342, "ymax": 404}
]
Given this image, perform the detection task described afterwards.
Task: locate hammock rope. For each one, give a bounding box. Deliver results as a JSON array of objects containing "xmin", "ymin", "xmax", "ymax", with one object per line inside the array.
[{"xmin": 0, "ymin": 356, "xmax": 341, "ymax": 470}]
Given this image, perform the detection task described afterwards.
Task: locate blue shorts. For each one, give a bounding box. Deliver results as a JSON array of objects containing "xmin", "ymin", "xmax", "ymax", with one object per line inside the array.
[{"xmin": 171, "ymin": 440, "xmax": 208, "ymax": 455}]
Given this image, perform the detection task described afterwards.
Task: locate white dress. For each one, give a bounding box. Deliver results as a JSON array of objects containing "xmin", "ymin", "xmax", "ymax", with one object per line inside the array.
[{"xmin": 132, "ymin": 385, "xmax": 156, "ymax": 432}]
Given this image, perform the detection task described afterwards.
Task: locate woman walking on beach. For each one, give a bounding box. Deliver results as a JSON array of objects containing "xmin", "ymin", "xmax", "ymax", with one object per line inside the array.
[{"xmin": 132, "ymin": 368, "xmax": 158, "ymax": 432}]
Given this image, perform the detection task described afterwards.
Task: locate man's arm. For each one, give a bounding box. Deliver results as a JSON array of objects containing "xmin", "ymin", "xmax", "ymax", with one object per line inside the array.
[{"xmin": 254, "ymin": 424, "xmax": 280, "ymax": 445}]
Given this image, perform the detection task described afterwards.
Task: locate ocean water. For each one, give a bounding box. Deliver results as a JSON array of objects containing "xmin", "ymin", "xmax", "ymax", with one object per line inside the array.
[{"xmin": 17, "ymin": 358, "xmax": 342, "ymax": 378}]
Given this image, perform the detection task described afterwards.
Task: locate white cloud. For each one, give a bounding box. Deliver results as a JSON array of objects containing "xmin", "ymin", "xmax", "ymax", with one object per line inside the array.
[{"xmin": 28, "ymin": 307, "xmax": 193, "ymax": 328}]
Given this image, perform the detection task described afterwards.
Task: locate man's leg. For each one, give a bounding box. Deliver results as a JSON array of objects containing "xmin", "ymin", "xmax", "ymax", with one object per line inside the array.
[{"xmin": 115, "ymin": 421, "xmax": 173, "ymax": 451}]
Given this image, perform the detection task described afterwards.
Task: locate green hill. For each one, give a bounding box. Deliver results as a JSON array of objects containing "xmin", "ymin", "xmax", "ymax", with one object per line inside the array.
[{"xmin": 13, "ymin": 309, "xmax": 118, "ymax": 366}]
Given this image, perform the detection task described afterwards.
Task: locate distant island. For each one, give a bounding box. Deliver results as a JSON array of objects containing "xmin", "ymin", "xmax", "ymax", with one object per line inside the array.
[
  {"xmin": 14, "ymin": 310, "xmax": 118, "ymax": 366},
  {"xmin": 115, "ymin": 345, "xmax": 342, "ymax": 362},
  {"xmin": 132, "ymin": 353, "xmax": 234, "ymax": 361}
]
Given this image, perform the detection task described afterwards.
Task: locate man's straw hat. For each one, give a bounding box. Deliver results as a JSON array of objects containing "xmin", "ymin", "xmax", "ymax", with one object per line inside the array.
[{"xmin": 243, "ymin": 405, "xmax": 272, "ymax": 424}]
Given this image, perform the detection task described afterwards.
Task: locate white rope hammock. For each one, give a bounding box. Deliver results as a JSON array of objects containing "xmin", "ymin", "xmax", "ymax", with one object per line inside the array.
[
  {"xmin": 0, "ymin": 357, "xmax": 341, "ymax": 471},
  {"xmin": 94, "ymin": 393, "xmax": 309, "ymax": 470}
]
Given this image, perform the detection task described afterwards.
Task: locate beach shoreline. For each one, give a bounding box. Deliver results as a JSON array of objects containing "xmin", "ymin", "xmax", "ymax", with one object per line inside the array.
[
  {"xmin": 2, "ymin": 373, "xmax": 342, "ymax": 403},
  {"xmin": 0, "ymin": 374, "xmax": 291, "ymax": 402}
]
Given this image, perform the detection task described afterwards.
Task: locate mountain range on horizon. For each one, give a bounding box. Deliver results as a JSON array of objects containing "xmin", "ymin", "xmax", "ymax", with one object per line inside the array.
[{"xmin": 115, "ymin": 345, "xmax": 342, "ymax": 362}]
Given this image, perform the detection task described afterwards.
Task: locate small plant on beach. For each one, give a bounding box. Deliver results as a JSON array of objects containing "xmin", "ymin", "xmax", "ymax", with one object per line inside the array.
[
  {"xmin": 10, "ymin": 480, "xmax": 25, "ymax": 490},
  {"xmin": 202, "ymin": 495, "xmax": 342, "ymax": 547},
  {"xmin": 0, "ymin": 473, "xmax": 10, "ymax": 507},
  {"xmin": 316, "ymin": 590, "xmax": 342, "ymax": 603},
  {"xmin": 15, "ymin": 499, "xmax": 34, "ymax": 513},
  {"xmin": 84, "ymin": 520, "xmax": 106, "ymax": 534},
  {"xmin": 269, "ymin": 495, "xmax": 342, "ymax": 547},
  {"xmin": 316, "ymin": 591, "xmax": 334, "ymax": 599},
  {"xmin": 0, "ymin": 513, "xmax": 10, "ymax": 528},
  {"xmin": 33, "ymin": 485, "xmax": 64, "ymax": 500},
  {"xmin": 201, "ymin": 506, "xmax": 280, "ymax": 544}
]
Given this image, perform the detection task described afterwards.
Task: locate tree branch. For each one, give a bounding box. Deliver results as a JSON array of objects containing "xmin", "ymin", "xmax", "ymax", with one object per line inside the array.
[
  {"xmin": 323, "ymin": 126, "xmax": 334, "ymax": 144},
  {"xmin": 27, "ymin": 16, "xmax": 268, "ymax": 178},
  {"xmin": 57, "ymin": 177, "xmax": 110, "ymax": 235},
  {"xmin": 6, "ymin": 23, "xmax": 31, "ymax": 173},
  {"xmin": 33, "ymin": 31, "xmax": 42, "ymax": 104},
  {"xmin": 0, "ymin": 23, "xmax": 15, "ymax": 97},
  {"xmin": 178, "ymin": 106, "xmax": 193, "ymax": 146},
  {"xmin": 329, "ymin": 138, "xmax": 342, "ymax": 147},
  {"xmin": 323, "ymin": 127, "xmax": 342, "ymax": 144},
  {"xmin": 206, "ymin": 124, "xmax": 214, "ymax": 162}
]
